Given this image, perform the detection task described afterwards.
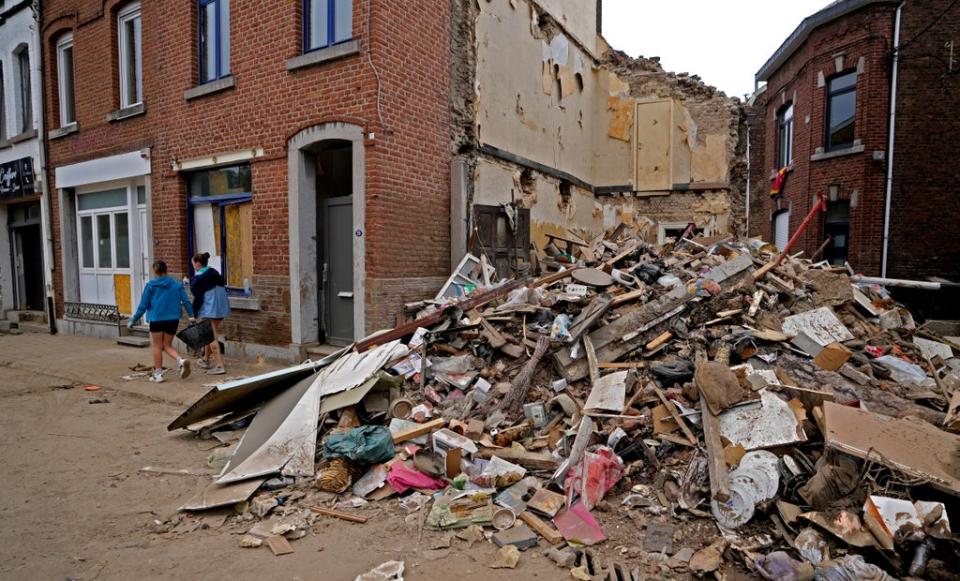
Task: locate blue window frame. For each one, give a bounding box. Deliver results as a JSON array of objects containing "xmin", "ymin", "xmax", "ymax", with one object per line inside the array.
[
  {"xmin": 304, "ymin": 0, "xmax": 352, "ymax": 52},
  {"xmin": 198, "ymin": 0, "xmax": 231, "ymax": 84},
  {"xmin": 186, "ymin": 164, "xmax": 252, "ymax": 294}
]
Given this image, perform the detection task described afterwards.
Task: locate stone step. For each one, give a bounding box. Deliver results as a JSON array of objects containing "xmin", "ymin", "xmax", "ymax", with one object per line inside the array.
[
  {"xmin": 117, "ymin": 336, "xmax": 151, "ymax": 348},
  {"xmin": 16, "ymin": 322, "xmax": 50, "ymax": 334},
  {"xmin": 305, "ymin": 344, "xmax": 344, "ymax": 358}
]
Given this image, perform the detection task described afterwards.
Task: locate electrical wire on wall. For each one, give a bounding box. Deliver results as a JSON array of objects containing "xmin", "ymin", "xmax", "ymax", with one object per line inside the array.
[{"xmin": 366, "ymin": 0, "xmax": 391, "ymax": 133}]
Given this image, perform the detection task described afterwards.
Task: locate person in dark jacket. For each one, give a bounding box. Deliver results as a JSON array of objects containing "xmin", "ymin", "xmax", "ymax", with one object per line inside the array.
[
  {"xmin": 190, "ymin": 252, "xmax": 231, "ymax": 375},
  {"xmin": 129, "ymin": 261, "xmax": 194, "ymax": 383}
]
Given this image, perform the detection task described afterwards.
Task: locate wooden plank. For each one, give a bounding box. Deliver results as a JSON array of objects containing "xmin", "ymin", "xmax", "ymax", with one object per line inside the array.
[
  {"xmin": 645, "ymin": 331, "xmax": 673, "ymax": 351},
  {"xmin": 114, "ymin": 274, "xmax": 132, "ymax": 315},
  {"xmin": 700, "ymin": 397, "xmax": 730, "ymax": 502},
  {"xmin": 567, "ymin": 293, "xmax": 613, "ymax": 344},
  {"xmin": 599, "ymin": 361, "xmax": 646, "ymax": 370},
  {"xmin": 583, "ymin": 336, "xmax": 599, "ymax": 384},
  {"xmin": 308, "ymin": 506, "xmax": 370, "ymax": 523},
  {"xmin": 556, "ymin": 300, "xmax": 687, "ymax": 382},
  {"xmin": 519, "ymin": 511, "xmax": 563, "ymax": 545},
  {"xmin": 478, "ymin": 317, "xmax": 507, "ymax": 349},
  {"xmin": 751, "ymin": 261, "xmax": 776, "ymax": 282},
  {"xmin": 391, "ymin": 418, "xmax": 445, "ymax": 444},
  {"xmin": 356, "ymin": 279, "xmax": 526, "ymax": 352},
  {"xmin": 653, "ymin": 386, "xmax": 698, "ymax": 447},
  {"xmin": 476, "ymin": 447, "xmax": 559, "ymax": 470},
  {"xmin": 533, "ymin": 268, "xmax": 581, "ymax": 288}
]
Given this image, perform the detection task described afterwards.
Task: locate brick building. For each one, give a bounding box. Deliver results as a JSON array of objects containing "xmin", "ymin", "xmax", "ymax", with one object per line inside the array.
[
  {"xmin": 750, "ymin": 0, "xmax": 960, "ymax": 282},
  {"xmin": 0, "ymin": 0, "xmax": 54, "ymax": 332},
  {"xmin": 42, "ymin": 0, "xmax": 452, "ymax": 359}
]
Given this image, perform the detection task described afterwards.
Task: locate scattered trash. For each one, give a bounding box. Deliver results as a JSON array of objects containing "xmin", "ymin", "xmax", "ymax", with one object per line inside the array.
[{"xmin": 160, "ymin": 231, "xmax": 960, "ymax": 580}]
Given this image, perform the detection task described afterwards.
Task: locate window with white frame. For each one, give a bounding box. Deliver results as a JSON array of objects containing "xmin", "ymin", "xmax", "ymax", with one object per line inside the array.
[
  {"xmin": 198, "ymin": 0, "xmax": 230, "ymax": 83},
  {"xmin": 57, "ymin": 33, "xmax": 76, "ymax": 127},
  {"xmin": 14, "ymin": 44, "xmax": 32, "ymax": 134},
  {"xmin": 118, "ymin": 2, "xmax": 142, "ymax": 108},
  {"xmin": 777, "ymin": 103, "xmax": 793, "ymax": 168},
  {"xmin": 304, "ymin": 0, "xmax": 352, "ymax": 52}
]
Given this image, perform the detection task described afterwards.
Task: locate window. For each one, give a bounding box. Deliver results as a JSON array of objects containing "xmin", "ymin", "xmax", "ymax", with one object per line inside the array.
[
  {"xmin": 304, "ymin": 0, "xmax": 352, "ymax": 52},
  {"xmin": 14, "ymin": 45, "xmax": 31, "ymax": 134},
  {"xmin": 826, "ymin": 72, "xmax": 856, "ymax": 150},
  {"xmin": 118, "ymin": 3, "xmax": 143, "ymax": 107},
  {"xmin": 187, "ymin": 164, "xmax": 253, "ymax": 291},
  {"xmin": 76, "ymin": 189, "xmax": 131, "ymax": 271},
  {"xmin": 823, "ymin": 201, "xmax": 850, "ymax": 266},
  {"xmin": 773, "ymin": 210, "xmax": 790, "ymax": 251},
  {"xmin": 777, "ymin": 103, "xmax": 793, "ymax": 168},
  {"xmin": 57, "ymin": 34, "xmax": 76, "ymax": 126},
  {"xmin": 198, "ymin": 0, "xmax": 230, "ymax": 83}
]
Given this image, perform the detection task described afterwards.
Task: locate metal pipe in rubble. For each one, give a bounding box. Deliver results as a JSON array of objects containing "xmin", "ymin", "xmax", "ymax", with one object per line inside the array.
[
  {"xmin": 776, "ymin": 193, "xmax": 825, "ymax": 265},
  {"xmin": 850, "ymin": 275, "xmax": 955, "ymax": 290}
]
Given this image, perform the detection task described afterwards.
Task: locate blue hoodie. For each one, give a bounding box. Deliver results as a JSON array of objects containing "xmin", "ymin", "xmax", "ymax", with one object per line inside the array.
[{"xmin": 131, "ymin": 276, "xmax": 194, "ymax": 324}]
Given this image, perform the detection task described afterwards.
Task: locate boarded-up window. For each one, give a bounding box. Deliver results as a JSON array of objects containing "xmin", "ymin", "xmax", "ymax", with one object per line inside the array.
[
  {"xmin": 188, "ymin": 164, "xmax": 254, "ymax": 292},
  {"xmin": 472, "ymin": 204, "xmax": 530, "ymax": 276}
]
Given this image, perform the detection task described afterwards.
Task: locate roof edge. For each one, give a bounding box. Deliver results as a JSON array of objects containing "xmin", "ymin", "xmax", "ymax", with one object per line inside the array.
[{"xmin": 755, "ymin": 0, "xmax": 899, "ymax": 83}]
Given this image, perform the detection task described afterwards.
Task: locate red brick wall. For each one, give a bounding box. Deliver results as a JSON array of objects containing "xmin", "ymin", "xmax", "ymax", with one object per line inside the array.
[
  {"xmin": 752, "ymin": 4, "xmax": 896, "ymax": 274},
  {"xmin": 43, "ymin": 0, "xmax": 452, "ymax": 346},
  {"xmin": 887, "ymin": 0, "xmax": 960, "ymax": 280}
]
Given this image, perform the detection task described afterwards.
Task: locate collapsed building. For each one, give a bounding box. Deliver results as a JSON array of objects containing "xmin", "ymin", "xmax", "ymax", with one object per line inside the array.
[{"xmin": 452, "ymin": 0, "xmax": 748, "ymax": 279}]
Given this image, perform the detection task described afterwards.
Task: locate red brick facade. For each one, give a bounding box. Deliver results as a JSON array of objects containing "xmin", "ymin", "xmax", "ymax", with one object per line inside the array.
[
  {"xmin": 751, "ymin": 0, "xmax": 960, "ymax": 281},
  {"xmin": 751, "ymin": 3, "xmax": 896, "ymax": 275},
  {"xmin": 42, "ymin": 0, "xmax": 452, "ymax": 352}
]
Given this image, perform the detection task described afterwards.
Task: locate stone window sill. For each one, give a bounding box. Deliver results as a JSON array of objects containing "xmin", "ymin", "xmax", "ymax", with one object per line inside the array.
[
  {"xmin": 8, "ymin": 129, "xmax": 38, "ymax": 144},
  {"xmin": 184, "ymin": 76, "xmax": 235, "ymax": 101},
  {"xmin": 287, "ymin": 39, "xmax": 360, "ymax": 71},
  {"xmin": 48, "ymin": 123, "xmax": 79, "ymax": 140},
  {"xmin": 810, "ymin": 144, "xmax": 865, "ymax": 162},
  {"xmin": 229, "ymin": 296, "xmax": 261, "ymax": 311},
  {"xmin": 107, "ymin": 102, "xmax": 146, "ymax": 122},
  {"xmin": 0, "ymin": 139, "xmax": 10, "ymax": 149}
]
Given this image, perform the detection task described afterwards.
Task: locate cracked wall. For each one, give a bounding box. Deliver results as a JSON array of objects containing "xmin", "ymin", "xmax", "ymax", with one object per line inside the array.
[{"xmin": 467, "ymin": 0, "xmax": 747, "ymax": 249}]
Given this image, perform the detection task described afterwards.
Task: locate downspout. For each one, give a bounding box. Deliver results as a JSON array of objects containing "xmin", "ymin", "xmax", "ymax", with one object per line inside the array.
[
  {"xmin": 33, "ymin": 0, "xmax": 56, "ymax": 333},
  {"xmin": 881, "ymin": 2, "xmax": 904, "ymax": 278},
  {"xmin": 745, "ymin": 118, "xmax": 751, "ymax": 236}
]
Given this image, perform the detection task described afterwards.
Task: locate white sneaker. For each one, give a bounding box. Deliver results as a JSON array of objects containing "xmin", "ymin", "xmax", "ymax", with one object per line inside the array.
[
  {"xmin": 206, "ymin": 366, "xmax": 226, "ymax": 376},
  {"xmin": 149, "ymin": 370, "xmax": 166, "ymax": 383},
  {"xmin": 179, "ymin": 358, "xmax": 191, "ymax": 379},
  {"xmin": 196, "ymin": 358, "xmax": 211, "ymax": 370}
]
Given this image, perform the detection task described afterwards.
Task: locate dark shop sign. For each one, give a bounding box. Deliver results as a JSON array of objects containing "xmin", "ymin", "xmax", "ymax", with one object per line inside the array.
[{"xmin": 0, "ymin": 157, "xmax": 36, "ymax": 199}]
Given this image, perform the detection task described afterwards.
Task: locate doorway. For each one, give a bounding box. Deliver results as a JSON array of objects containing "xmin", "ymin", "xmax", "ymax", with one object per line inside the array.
[
  {"xmin": 313, "ymin": 140, "xmax": 354, "ymax": 345},
  {"xmin": 9, "ymin": 202, "xmax": 45, "ymax": 311}
]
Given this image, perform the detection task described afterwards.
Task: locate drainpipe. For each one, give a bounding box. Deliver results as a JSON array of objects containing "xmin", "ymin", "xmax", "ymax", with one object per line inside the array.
[
  {"xmin": 33, "ymin": 0, "xmax": 56, "ymax": 333},
  {"xmin": 881, "ymin": 2, "xmax": 904, "ymax": 278},
  {"xmin": 745, "ymin": 118, "xmax": 751, "ymax": 236}
]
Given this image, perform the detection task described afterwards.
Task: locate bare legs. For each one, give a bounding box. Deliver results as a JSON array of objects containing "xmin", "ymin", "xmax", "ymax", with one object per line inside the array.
[
  {"xmin": 203, "ymin": 318, "xmax": 225, "ymax": 369},
  {"xmin": 151, "ymin": 331, "xmax": 182, "ymax": 371}
]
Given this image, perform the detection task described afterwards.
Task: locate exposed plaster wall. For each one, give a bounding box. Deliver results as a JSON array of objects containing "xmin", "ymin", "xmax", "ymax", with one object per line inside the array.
[
  {"xmin": 533, "ymin": 0, "xmax": 599, "ymax": 57},
  {"xmin": 469, "ymin": 0, "xmax": 748, "ymax": 248},
  {"xmin": 475, "ymin": 0, "xmax": 598, "ymax": 184}
]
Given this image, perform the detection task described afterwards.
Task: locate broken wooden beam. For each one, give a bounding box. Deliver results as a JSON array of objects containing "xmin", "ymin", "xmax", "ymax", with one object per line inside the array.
[
  {"xmin": 356, "ymin": 279, "xmax": 527, "ymax": 352},
  {"xmin": 391, "ymin": 418, "xmax": 445, "ymax": 444},
  {"xmin": 309, "ymin": 506, "xmax": 370, "ymax": 523},
  {"xmin": 519, "ymin": 511, "xmax": 563, "ymax": 544},
  {"xmin": 505, "ymin": 336, "xmax": 551, "ymax": 414},
  {"xmin": 477, "ymin": 447, "xmax": 559, "ymax": 470}
]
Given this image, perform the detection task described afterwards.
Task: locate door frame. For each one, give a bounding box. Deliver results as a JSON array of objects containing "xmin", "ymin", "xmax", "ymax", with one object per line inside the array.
[
  {"xmin": 73, "ymin": 178, "xmax": 148, "ymax": 313},
  {"xmin": 287, "ymin": 123, "xmax": 366, "ymax": 345}
]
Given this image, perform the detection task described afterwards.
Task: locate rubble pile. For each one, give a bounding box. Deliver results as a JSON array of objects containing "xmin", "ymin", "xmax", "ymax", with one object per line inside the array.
[{"xmin": 165, "ymin": 226, "xmax": 960, "ymax": 579}]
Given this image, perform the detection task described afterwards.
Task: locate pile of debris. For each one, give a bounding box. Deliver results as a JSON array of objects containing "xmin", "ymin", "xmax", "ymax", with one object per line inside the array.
[{"xmin": 165, "ymin": 226, "xmax": 959, "ymax": 579}]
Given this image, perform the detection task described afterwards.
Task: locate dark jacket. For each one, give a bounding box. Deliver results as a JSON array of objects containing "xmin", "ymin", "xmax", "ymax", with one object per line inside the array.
[
  {"xmin": 131, "ymin": 276, "xmax": 194, "ymax": 324},
  {"xmin": 191, "ymin": 267, "xmax": 227, "ymax": 315}
]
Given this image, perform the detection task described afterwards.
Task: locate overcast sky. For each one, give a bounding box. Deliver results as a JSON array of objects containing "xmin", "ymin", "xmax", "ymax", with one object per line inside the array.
[{"xmin": 602, "ymin": 0, "xmax": 835, "ymax": 99}]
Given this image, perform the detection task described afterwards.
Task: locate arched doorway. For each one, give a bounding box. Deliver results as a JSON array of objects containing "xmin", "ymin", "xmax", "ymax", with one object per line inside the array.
[{"xmin": 288, "ymin": 123, "xmax": 365, "ymax": 347}]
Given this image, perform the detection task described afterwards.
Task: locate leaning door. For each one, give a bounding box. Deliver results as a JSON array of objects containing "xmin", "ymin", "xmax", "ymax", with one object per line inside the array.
[{"xmin": 322, "ymin": 195, "xmax": 354, "ymax": 344}]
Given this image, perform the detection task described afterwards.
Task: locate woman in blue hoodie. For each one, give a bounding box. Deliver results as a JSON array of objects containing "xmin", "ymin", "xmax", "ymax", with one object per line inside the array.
[
  {"xmin": 190, "ymin": 252, "xmax": 231, "ymax": 375},
  {"xmin": 129, "ymin": 260, "xmax": 194, "ymax": 383}
]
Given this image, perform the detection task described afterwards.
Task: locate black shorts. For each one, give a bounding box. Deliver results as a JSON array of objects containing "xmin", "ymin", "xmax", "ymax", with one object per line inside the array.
[{"xmin": 149, "ymin": 320, "xmax": 180, "ymax": 335}]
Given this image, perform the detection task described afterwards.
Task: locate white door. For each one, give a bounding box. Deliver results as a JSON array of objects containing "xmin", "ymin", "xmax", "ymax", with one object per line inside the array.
[
  {"xmin": 77, "ymin": 188, "xmax": 132, "ymax": 313},
  {"xmin": 774, "ymin": 211, "xmax": 790, "ymax": 251}
]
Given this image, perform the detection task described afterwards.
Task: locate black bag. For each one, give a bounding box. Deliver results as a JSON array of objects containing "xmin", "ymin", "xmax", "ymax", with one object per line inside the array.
[{"xmin": 177, "ymin": 319, "xmax": 215, "ymax": 351}]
